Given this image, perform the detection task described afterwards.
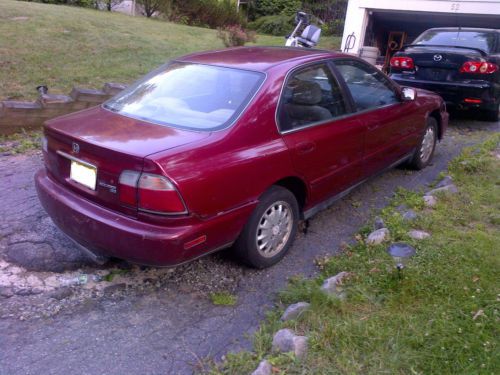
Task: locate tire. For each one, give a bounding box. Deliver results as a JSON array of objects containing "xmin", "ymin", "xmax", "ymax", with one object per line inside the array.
[
  {"xmin": 234, "ymin": 186, "xmax": 299, "ymax": 269},
  {"xmin": 408, "ymin": 117, "xmax": 438, "ymax": 170},
  {"xmin": 482, "ymin": 102, "xmax": 499, "ymax": 122}
]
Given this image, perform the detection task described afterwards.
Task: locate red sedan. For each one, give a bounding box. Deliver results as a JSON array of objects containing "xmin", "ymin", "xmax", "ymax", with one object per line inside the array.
[{"xmin": 35, "ymin": 47, "xmax": 448, "ymax": 268}]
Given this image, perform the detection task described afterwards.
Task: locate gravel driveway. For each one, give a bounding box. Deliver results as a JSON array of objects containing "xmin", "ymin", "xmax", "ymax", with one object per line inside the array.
[{"xmin": 0, "ymin": 115, "xmax": 498, "ymax": 375}]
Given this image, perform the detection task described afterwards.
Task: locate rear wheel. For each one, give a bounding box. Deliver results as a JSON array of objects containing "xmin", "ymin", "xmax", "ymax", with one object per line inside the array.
[
  {"xmin": 235, "ymin": 186, "xmax": 299, "ymax": 269},
  {"xmin": 408, "ymin": 117, "xmax": 437, "ymax": 170},
  {"xmin": 482, "ymin": 102, "xmax": 499, "ymax": 122}
]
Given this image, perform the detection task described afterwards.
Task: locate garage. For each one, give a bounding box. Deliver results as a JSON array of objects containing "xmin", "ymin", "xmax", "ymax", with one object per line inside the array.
[{"xmin": 341, "ymin": 0, "xmax": 500, "ymax": 70}]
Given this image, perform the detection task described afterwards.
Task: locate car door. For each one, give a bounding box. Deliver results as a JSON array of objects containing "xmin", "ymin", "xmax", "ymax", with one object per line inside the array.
[
  {"xmin": 278, "ymin": 62, "xmax": 366, "ymax": 208},
  {"xmin": 332, "ymin": 58, "xmax": 419, "ymax": 178}
]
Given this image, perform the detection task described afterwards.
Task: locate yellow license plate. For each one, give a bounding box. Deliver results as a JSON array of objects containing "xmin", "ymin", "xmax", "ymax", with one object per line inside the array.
[{"xmin": 70, "ymin": 160, "xmax": 97, "ymax": 190}]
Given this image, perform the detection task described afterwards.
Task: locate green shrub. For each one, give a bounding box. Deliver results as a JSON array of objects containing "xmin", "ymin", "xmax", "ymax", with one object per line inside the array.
[
  {"xmin": 168, "ymin": 0, "xmax": 244, "ymax": 29},
  {"xmin": 250, "ymin": 0, "xmax": 302, "ymax": 18},
  {"xmin": 217, "ymin": 25, "xmax": 256, "ymax": 47},
  {"xmin": 249, "ymin": 14, "xmax": 294, "ymax": 36}
]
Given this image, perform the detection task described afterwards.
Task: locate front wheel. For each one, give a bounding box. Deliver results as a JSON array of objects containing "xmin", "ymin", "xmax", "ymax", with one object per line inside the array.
[
  {"xmin": 235, "ymin": 186, "xmax": 299, "ymax": 269},
  {"xmin": 408, "ymin": 117, "xmax": 437, "ymax": 170}
]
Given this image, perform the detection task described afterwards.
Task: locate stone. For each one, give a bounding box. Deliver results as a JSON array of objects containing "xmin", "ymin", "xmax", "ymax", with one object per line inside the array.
[
  {"xmin": 374, "ymin": 216, "xmax": 385, "ymax": 230},
  {"xmin": 272, "ymin": 329, "xmax": 308, "ymax": 358},
  {"xmin": 408, "ymin": 230, "xmax": 430, "ymax": 240},
  {"xmin": 321, "ymin": 271, "xmax": 350, "ymax": 296},
  {"xmin": 272, "ymin": 328, "xmax": 296, "ymax": 353},
  {"xmin": 49, "ymin": 288, "xmax": 73, "ymax": 301},
  {"xmin": 251, "ymin": 360, "xmax": 272, "ymax": 375},
  {"xmin": 402, "ymin": 210, "xmax": 418, "ymax": 221},
  {"xmin": 0, "ymin": 286, "xmax": 14, "ymax": 298},
  {"xmin": 423, "ymin": 195, "xmax": 437, "ymax": 207},
  {"xmin": 435, "ymin": 175, "xmax": 453, "ymax": 188},
  {"xmin": 426, "ymin": 184, "xmax": 458, "ymax": 196},
  {"xmin": 281, "ymin": 302, "xmax": 310, "ymax": 321},
  {"xmin": 103, "ymin": 283, "xmax": 127, "ymax": 296},
  {"xmin": 366, "ymin": 228, "xmax": 389, "ymax": 245}
]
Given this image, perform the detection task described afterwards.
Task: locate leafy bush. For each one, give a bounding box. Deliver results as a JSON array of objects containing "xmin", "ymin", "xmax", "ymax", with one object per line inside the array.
[
  {"xmin": 168, "ymin": 0, "xmax": 244, "ymax": 29},
  {"xmin": 248, "ymin": 14, "xmax": 294, "ymax": 36},
  {"xmin": 250, "ymin": 0, "xmax": 302, "ymax": 18},
  {"xmin": 217, "ymin": 25, "xmax": 256, "ymax": 47}
]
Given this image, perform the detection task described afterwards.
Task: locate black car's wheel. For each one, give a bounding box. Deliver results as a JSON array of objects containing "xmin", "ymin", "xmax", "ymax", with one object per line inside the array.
[
  {"xmin": 408, "ymin": 117, "xmax": 437, "ymax": 170},
  {"xmin": 483, "ymin": 102, "xmax": 499, "ymax": 122},
  {"xmin": 235, "ymin": 186, "xmax": 299, "ymax": 268}
]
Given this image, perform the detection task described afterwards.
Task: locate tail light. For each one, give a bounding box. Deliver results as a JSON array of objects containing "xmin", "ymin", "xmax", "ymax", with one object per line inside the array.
[
  {"xmin": 460, "ymin": 61, "xmax": 498, "ymax": 74},
  {"xmin": 118, "ymin": 170, "xmax": 187, "ymax": 215},
  {"xmin": 390, "ymin": 56, "xmax": 415, "ymax": 70}
]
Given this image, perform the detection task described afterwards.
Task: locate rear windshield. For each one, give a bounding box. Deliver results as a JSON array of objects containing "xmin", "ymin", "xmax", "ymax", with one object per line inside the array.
[
  {"xmin": 413, "ymin": 30, "xmax": 496, "ymax": 53},
  {"xmin": 104, "ymin": 62, "xmax": 265, "ymax": 131}
]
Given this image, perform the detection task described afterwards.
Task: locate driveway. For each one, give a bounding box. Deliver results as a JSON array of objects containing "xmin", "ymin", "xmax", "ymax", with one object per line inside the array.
[{"xmin": 0, "ymin": 115, "xmax": 498, "ymax": 375}]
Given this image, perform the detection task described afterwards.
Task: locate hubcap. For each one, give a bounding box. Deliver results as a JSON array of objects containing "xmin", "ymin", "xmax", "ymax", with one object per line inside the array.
[
  {"xmin": 256, "ymin": 201, "xmax": 293, "ymax": 258},
  {"xmin": 420, "ymin": 126, "xmax": 435, "ymax": 163}
]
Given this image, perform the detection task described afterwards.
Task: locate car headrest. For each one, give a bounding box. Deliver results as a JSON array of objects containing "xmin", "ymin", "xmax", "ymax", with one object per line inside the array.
[
  {"xmin": 291, "ymin": 80, "xmax": 322, "ymax": 105},
  {"xmin": 301, "ymin": 25, "xmax": 321, "ymax": 44}
]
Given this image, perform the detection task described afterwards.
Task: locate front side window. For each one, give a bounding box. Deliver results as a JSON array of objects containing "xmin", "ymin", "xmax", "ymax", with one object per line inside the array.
[
  {"xmin": 278, "ymin": 63, "xmax": 348, "ymax": 131},
  {"xmin": 104, "ymin": 62, "xmax": 265, "ymax": 131},
  {"xmin": 333, "ymin": 60, "xmax": 400, "ymax": 111}
]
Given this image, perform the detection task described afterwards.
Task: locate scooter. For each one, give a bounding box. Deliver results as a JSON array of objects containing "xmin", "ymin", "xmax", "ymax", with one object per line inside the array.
[{"xmin": 285, "ymin": 11, "xmax": 321, "ymax": 48}]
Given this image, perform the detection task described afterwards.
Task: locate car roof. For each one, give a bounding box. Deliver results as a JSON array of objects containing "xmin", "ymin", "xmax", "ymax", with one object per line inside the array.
[
  {"xmin": 176, "ymin": 46, "xmax": 343, "ymax": 72},
  {"xmin": 424, "ymin": 27, "xmax": 500, "ymax": 33}
]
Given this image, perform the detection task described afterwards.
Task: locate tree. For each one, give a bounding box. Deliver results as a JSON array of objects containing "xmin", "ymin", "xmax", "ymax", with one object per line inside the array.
[
  {"xmin": 137, "ymin": 0, "xmax": 164, "ymax": 18},
  {"xmin": 102, "ymin": 0, "xmax": 122, "ymax": 11}
]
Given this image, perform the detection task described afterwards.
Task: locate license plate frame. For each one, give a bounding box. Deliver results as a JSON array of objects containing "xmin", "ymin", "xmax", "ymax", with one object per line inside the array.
[{"xmin": 70, "ymin": 160, "xmax": 97, "ymax": 190}]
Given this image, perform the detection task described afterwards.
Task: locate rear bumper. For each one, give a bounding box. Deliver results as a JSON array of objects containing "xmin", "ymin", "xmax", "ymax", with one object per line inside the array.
[
  {"xmin": 35, "ymin": 169, "xmax": 254, "ymax": 266},
  {"xmin": 393, "ymin": 76, "xmax": 498, "ymax": 111}
]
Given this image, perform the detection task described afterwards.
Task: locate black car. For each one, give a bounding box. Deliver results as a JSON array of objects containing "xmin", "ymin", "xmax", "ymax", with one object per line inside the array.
[{"xmin": 389, "ymin": 27, "xmax": 500, "ymax": 121}]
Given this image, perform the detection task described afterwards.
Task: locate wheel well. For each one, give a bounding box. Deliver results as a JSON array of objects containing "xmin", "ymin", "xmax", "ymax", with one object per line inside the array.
[
  {"xmin": 274, "ymin": 177, "xmax": 307, "ymax": 211},
  {"xmin": 429, "ymin": 110, "xmax": 443, "ymax": 140}
]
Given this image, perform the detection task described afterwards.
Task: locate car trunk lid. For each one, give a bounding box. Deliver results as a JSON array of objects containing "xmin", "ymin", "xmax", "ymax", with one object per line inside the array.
[{"xmin": 43, "ymin": 106, "xmax": 210, "ymax": 217}]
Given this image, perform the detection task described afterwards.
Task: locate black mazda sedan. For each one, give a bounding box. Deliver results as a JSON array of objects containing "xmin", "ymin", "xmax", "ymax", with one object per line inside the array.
[{"xmin": 389, "ymin": 27, "xmax": 500, "ymax": 121}]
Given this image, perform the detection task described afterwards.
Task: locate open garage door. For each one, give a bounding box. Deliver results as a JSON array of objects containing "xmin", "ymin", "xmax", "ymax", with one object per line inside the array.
[{"xmin": 364, "ymin": 10, "xmax": 500, "ymax": 70}]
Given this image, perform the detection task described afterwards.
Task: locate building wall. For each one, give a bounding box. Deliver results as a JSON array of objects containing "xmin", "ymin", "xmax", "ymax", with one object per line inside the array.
[{"xmin": 341, "ymin": 0, "xmax": 500, "ymax": 54}]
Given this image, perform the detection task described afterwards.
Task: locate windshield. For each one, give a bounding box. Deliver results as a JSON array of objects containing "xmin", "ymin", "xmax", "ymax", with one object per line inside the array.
[
  {"xmin": 104, "ymin": 62, "xmax": 265, "ymax": 131},
  {"xmin": 413, "ymin": 30, "xmax": 496, "ymax": 53}
]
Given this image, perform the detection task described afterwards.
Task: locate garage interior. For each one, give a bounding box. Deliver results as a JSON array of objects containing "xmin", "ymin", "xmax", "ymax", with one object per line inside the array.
[{"xmin": 362, "ymin": 10, "xmax": 500, "ymax": 71}]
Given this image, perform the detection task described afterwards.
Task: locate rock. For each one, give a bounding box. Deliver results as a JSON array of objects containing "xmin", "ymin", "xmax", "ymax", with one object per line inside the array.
[
  {"xmin": 402, "ymin": 210, "xmax": 418, "ymax": 221},
  {"xmin": 251, "ymin": 360, "xmax": 272, "ymax": 375},
  {"xmin": 272, "ymin": 328, "xmax": 295, "ymax": 353},
  {"xmin": 408, "ymin": 230, "xmax": 430, "ymax": 240},
  {"xmin": 426, "ymin": 184, "xmax": 458, "ymax": 196},
  {"xmin": 435, "ymin": 175, "xmax": 453, "ymax": 188},
  {"xmin": 373, "ymin": 216, "xmax": 385, "ymax": 230},
  {"xmin": 366, "ymin": 228, "xmax": 389, "ymax": 245},
  {"xmin": 0, "ymin": 286, "xmax": 14, "ymax": 298},
  {"xmin": 423, "ymin": 195, "xmax": 437, "ymax": 207},
  {"xmin": 292, "ymin": 335, "xmax": 308, "ymax": 358},
  {"xmin": 49, "ymin": 288, "xmax": 73, "ymax": 301},
  {"xmin": 281, "ymin": 302, "xmax": 310, "ymax": 321},
  {"xmin": 272, "ymin": 329, "xmax": 308, "ymax": 358},
  {"xmin": 103, "ymin": 283, "xmax": 127, "ymax": 296},
  {"xmin": 13, "ymin": 287, "xmax": 41, "ymax": 296},
  {"xmin": 321, "ymin": 271, "xmax": 350, "ymax": 296}
]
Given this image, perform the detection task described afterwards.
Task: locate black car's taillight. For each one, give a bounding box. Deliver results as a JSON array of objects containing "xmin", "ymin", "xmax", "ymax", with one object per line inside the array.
[
  {"xmin": 390, "ymin": 56, "xmax": 415, "ymax": 70},
  {"xmin": 460, "ymin": 61, "xmax": 498, "ymax": 74},
  {"xmin": 118, "ymin": 170, "xmax": 187, "ymax": 215}
]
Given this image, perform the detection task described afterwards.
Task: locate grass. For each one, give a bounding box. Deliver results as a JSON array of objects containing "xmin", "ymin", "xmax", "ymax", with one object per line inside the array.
[
  {"xmin": 0, "ymin": 0, "xmax": 341, "ymax": 100},
  {"xmin": 210, "ymin": 291, "xmax": 238, "ymax": 306},
  {"xmin": 0, "ymin": 129, "xmax": 42, "ymax": 154},
  {"xmin": 211, "ymin": 134, "xmax": 500, "ymax": 374}
]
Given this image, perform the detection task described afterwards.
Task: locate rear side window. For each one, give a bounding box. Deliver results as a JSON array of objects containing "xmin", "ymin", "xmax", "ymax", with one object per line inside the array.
[
  {"xmin": 278, "ymin": 63, "xmax": 348, "ymax": 131},
  {"xmin": 413, "ymin": 30, "xmax": 496, "ymax": 53},
  {"xmin": 333, "ymin": 60, "xmax": 400, "ymax": 111}
]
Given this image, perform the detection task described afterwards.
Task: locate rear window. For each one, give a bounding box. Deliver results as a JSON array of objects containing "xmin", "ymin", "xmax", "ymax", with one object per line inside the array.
[
  {"xmin": 413, "ymin": 30, "xmax": 496, "ymax": 53},
  {"xmin": 104, "ymin": 62, "xmax": 265, "ymax": 131}
]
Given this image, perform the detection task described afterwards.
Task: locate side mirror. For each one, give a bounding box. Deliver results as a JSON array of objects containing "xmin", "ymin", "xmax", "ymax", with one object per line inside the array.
[{"xmin": 401, "ymin": 87, "xmax": 417, "ymax": 101}]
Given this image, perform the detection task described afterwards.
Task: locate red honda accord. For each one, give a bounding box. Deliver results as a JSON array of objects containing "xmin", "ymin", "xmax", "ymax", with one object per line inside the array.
[{"xmin": 35, "ymin": 47, "xmax": 448, "ymax": 268}]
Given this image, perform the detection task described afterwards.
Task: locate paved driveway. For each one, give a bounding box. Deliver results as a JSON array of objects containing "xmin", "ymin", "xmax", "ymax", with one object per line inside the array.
[{"xmin": 0, "ymin": 115, "xmax": 498, "ymax": 375}]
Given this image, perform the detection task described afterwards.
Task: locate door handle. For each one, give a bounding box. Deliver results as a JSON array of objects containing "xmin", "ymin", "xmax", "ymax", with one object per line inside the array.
[{"xmin": 296, "ymin": 141, "xmax": 316, "ymax": 154}]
